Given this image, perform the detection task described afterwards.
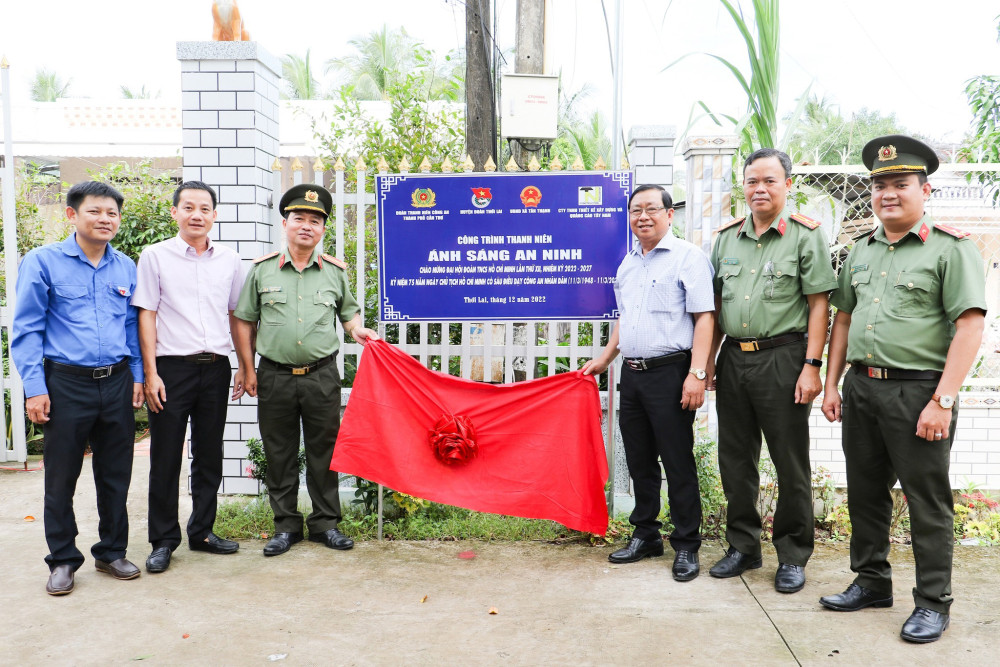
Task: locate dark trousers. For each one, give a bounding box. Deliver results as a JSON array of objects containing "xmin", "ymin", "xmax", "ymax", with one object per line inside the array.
[
  {"xmin": 619, "ymin": 357, "xmax": 702, "ymax": 551},
  {"xmin": 716, "ymin": 339, "xmax": 814, "ymax": 565},
  {"xmin": 42, "ymin": 365, "xmax": 135, "ymax": 571},
  {"xmin": 257, "ymin": 359, "xmax": 344, "ymax": 534},
  {"xmin": 842, "ymin": 367, "xmax": 957, "ymax": 614},
  {"xmin": 147, "ymin": 356, "xmax": 231, "ymax": 550}
]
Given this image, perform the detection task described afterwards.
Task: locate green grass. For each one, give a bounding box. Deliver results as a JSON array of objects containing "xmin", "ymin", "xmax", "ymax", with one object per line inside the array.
[{"xmin": 213, "ymin": 494, "xmax": 630, "ymax": 544}]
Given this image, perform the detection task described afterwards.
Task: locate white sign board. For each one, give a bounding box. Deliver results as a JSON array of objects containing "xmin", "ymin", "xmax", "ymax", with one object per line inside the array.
[{"xmin": 501, "ymin": 74, "xmax": 559, "ymax": 140}]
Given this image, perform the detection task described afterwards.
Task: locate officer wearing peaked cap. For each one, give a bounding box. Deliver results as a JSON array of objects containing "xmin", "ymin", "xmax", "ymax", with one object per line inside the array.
[
  {"xmin": 233, "ymin": 184, "xmax": 378, "ymax": 557},
  {"xmin": 820, "ymin": 135, "xmax": 986, "ymax": 643}
]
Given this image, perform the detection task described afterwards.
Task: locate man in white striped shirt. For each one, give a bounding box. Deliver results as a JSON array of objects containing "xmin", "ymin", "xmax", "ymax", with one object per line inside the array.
[{"xmin": 584, "ymin": 184, "xmax": 715, "ymax": 581}]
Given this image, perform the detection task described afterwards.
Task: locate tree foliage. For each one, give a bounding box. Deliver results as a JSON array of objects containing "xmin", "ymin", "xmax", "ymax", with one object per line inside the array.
[
  {"xmin": 90, "ymin": 160, "xmax": 177, "ymax": 263},
  {"xmin": 963, "ymin": 15, "xmax": 1000, "ymax": 204},
  {"xmin": 29, "ymin": 68, "xmax": 71, "ymax": 102},
  {"xmin": 281, "ymin": 49, "xmax": 326, "ymax": 100},
  {"xmin": 786, "ymin": 95, "xmax": 908, "ymax": 165}
]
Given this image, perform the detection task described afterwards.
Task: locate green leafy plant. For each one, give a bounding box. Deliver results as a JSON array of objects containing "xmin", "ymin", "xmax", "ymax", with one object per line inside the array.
[
  {"xmin": 962, "ymin": 14, "xmax": 1000, "ymax": 205},
  {"xmin": 90, "ymin": 160, "xmax": 177, "ymax": 263},
  {"xmin": 244, "ymin": 437, "xmax": 306, "ymax": 490}
]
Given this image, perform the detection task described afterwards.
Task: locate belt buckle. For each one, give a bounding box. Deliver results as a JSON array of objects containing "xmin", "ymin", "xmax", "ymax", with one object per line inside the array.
[
  {"xmin": 292, "ymin": 366, "xmax": 308, "ymax": 375},
  {"xmin": 625, "ymin": 358, "xmax": 646, "ymax": 371},
  {"xmin": 92, "ymin": 365, "xmax": 112, "ymax": 379},
  {"xmin": 196, "ymin": 353, "xmax": 215, "ymax": 363},
  {"xmin": 867, "ymin": 366, "xmax": 884, "ymax": 379},
  {"xmin": 739, "ymin": 340, "xmax": 759, "ymax": 352}
]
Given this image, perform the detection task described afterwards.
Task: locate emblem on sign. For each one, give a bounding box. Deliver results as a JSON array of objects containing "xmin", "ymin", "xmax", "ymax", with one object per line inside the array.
[
  {"xmin": 411, "ymin": 188, "xmax": 437, "ymax": 208},
  {"xmin": 305, "ymin": 190, "xmax": 319, "ymax": 202},
  {"xmin": 471, "ymin": 187, "xmax": 492, "ymax": 209},
  {"xmin": 878, "ymin": 145, "xmax": 897, "ymax": 162},
  {"xmin": 578, "ymin": 186, "xmax": 602, "ymax": 206},
  {"xmin": 520, "ymin": 186, "xmax": 542, "ymax": 207}
]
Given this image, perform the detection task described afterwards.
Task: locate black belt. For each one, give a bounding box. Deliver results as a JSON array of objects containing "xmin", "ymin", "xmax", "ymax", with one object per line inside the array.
[
  {"xmin": 622, "ymin": 350, "xmax": 690, "ymax": 372},
  {"xmin": 45, "ymin": 358, "xmax": 130, "ymax": 379},
  {"xmin": 159, "ymin": 353, "xmax": 227, "ymax": 364},
  {"xmin": 854, "ymin": 364, "xmax": 943, "ymax": 381},
  {"xmin": 260, "ymin": 354, "xmax": 334, "ymax": 376},
  {"xmin": 727, "ymin": 332, "xmax": 806, "ymax": 352}
]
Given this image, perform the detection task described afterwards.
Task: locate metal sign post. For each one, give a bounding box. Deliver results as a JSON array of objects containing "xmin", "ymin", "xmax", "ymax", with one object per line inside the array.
[{"xmin": 604, "ymin": 359, "xmax": 616, "ymax": 515}]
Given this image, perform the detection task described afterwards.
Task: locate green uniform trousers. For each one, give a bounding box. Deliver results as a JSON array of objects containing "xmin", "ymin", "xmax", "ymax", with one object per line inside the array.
[
  {"xmin": 716, "ymin": 338, "xmax": 814, "ymax": 565},
  {"xmin": 258, "ymin": 358, "xmax": 344, "ymax": 534},
  {"xmin": 842, "ymin": 367, "xmax": 957, "ymax": 614}
]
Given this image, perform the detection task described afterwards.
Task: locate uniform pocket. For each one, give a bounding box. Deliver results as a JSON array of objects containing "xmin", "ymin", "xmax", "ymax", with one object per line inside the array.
[
  {"xmin": 313, "ymin": 290, "xmax": 338, "ymax": 327},
  {"xmin": 260, "ymin": 292, "xmax": 287, "ymax": 326},
  {"xmin": 106, "ymin": 283, "xmax": 132, "ymax": 317},
  {"xmin": 52, "ymin": 284, "xmax": 90, "ymax": 319},
  {"xmin": 893, "ymin": 272, "xmax": 936, "ymax": 317},
  {"xmin": 719, "ymin": 264, "xmax": 743, "ymax": 303},
  {"xmin": 761, "ymin": 263, "xmax": 798, "ymax": 302}
]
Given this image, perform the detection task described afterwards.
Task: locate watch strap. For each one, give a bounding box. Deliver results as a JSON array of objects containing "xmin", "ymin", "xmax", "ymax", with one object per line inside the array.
[{"xmin": 804, "ymin": 358, "xmax": 823, "ymax": 368}]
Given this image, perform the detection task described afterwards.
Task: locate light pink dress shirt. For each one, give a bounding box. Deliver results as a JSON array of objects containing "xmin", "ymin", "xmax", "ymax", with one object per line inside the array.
[{"xmin": 131, "ymin": 235, "xmax": 245, "ymax": 356}]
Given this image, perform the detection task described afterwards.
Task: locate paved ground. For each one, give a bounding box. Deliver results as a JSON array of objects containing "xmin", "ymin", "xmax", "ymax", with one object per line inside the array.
[{"xmin": 2, "ymin": 450, "xmax": 999, "ymax": 666}]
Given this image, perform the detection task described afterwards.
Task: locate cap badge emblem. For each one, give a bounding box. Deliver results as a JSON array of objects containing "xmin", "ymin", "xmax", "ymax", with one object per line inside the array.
[
  {"xmin": 305, "ymin": 190, "xmax": 319, "ymax": 202},
  {"xmin": 878, "ymin": 145, "xmax": 897, "ymax": 162}
]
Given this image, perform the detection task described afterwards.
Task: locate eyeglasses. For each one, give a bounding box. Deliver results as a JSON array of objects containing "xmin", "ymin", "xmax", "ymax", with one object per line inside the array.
[{"xmin": 628, "ymin": 206, "xmax": 666, "ymax": 218}]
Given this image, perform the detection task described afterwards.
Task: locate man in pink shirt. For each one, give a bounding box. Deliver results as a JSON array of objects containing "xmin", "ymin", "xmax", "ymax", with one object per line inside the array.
[{"xmin": 131, "ymin": 181, "xmax": 246, "ymax": 573}]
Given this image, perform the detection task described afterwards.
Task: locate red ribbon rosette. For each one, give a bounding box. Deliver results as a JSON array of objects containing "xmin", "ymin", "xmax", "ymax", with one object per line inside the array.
[{"xmin": 429, "ymin": 415, "xmax": 479, "ymax": 465}]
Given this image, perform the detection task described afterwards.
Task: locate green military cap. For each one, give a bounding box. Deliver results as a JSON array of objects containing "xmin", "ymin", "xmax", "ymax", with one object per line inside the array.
[
  {"xmin": 862, "ymin": 134, "xmax": 939, "ymax": 177},
  {"xmin": 279, "ymin": 183, "xmax": 332, "ymax": 219}
]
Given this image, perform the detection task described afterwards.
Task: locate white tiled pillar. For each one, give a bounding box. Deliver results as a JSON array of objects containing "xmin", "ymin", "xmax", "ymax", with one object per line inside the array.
[
  {"xmin": 177, "ymin": 41, "xmax": 281, "ymax": 494},
  {"xmin": 627, "ymin": 125, "xmax": 676, "ymax": 189},
  {"xmin": 679, "ymin": 135, "xmax": 740, "ymax": 254}
]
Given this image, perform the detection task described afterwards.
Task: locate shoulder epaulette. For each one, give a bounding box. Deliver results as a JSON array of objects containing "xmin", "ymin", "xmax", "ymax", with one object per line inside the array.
[
  {"xmin": 253, "ymin": 251, "xmax": 280, "ymax": 264},
  {"xmin": 934, "ymin": 223, "xmax": 971, "ymax": 239},
  {"xmin": 321, "ymin": 253, "xmax": 347, "ymax": 269},
  {"xmin": 716, "ymin": 217, "xmax": 745, "ymax": 234},
  {"xmin": 790, "ymin": 213, "xmax": 821, "ymax": 230}
]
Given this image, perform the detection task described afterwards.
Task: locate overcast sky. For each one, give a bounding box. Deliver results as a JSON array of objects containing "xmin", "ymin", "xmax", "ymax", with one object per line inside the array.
[{"xmin": 1, "ymin": 0, "xmax": 997, "ymax": 146}]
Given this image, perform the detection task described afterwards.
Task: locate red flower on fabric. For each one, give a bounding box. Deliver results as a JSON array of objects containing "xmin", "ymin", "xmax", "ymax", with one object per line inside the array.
[{"xmin": 429, "ymin": 415, "xmax": 479, "ymax": 465}]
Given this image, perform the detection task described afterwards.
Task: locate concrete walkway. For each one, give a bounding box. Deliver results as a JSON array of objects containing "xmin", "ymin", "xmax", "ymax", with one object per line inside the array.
[{"xmin": 2, "ymin": 452, "xmax": 998, "ymax": 666}]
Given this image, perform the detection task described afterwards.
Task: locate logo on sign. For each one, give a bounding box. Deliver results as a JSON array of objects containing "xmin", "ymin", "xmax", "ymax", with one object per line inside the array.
[
  {"xmin": 520, "ymin": 186, "xmax": 542, "ymax": 207},
  {"xmin": 411, "ymin": 188, "xmax": 437, "ymax": 208},
  {"xmin": 471, "ymin": 187, "xmax": 492, "ymax": 208},
  {"xmin": 578, "ymin": 186, "xmax": 603, "ymax": 205}
]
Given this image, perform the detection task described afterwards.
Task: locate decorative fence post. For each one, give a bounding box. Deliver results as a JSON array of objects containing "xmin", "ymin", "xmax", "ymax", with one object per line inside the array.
[{"xmin": 679, "ymin": 135, "xmax": 740, "ymax": 252}]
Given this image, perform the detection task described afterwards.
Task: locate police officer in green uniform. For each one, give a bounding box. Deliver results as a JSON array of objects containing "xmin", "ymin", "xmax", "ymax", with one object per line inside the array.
[
  {"xmin": 233, "ymin": 184, "xmax": 378, "ymax": 557},
  {"xmin": 707, "ymin": 148, "xmax": 837, "ymax": 593},
  {"xmin": 820, "ymin": 135, "xmax": 986, "ymax": 643}
]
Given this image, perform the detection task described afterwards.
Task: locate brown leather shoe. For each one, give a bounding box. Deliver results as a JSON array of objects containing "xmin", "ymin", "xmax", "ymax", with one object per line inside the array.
[
  {"xmin": 46, "ymin": 565, "xmax": 75, "ymax": 595},
  {"xmin": 94, "ymin": 558, "xmax": 141, "ymax": 580}
]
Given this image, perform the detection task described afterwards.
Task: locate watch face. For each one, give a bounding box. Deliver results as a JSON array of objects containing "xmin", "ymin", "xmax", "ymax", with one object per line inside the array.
[
  {"xmin": 692, "ymin": 369, "xmax": 706, "ymax": 380},
  {"xmin": 939, "ymin": 395, "xmax": 955, "ymax": 409}
]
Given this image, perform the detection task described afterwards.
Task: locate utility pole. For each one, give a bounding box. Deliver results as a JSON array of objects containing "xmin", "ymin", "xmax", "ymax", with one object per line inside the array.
[
  {"xmin": 465, "ymin": 0, "xmax": 495, "ymax": 168},
  {"xmin": 511, "ymin": 0, "xmax": 545, "ymax": 169}
]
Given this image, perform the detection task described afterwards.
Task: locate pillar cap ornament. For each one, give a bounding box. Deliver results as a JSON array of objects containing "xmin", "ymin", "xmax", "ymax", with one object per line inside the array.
[
  {"xmin": 398, "ymin": 156, "xmax": 411, "ymax": 172},
  {"xmin": 593, "ymin": 156, "xmax": 607, "ymax": 170},
  {"xmin": 483, "ymin": 156, "xmax": 497, "ymax": 172},
  {"xmin": 354, "ymin": 156, "xmax": 367, "ymax": 172},
  {"xmin": 418, "ymin": 156, "xmax": 432, "ymax": 172},
  {"xmin": 376, "ymin": 156, "xmax": 390, "ymax": 172},
  {"xmin": 333, "ymin": 157, "xmax": 346, "ymax": 171},
  {"xmin": 271, "ymin": 158, "xmax": 282, "ymax": 171},
  {"xmin": 461, "ymin": 154, "xmax": 475, "ymax": 172},
  {"xmin": 570, "ymin": 155, "xmax": 585, "ymax": 171},
  {"xmin": 505, "ymin": 155, "xmax": 519, "ymax": 171},
  {"xmin": 549, "ymin": 156, "xmax": 563, "ymax": 171},
  {"xmin": 527, "ymin": 155, "xmax": 541, "ymax": 172},
  {"xmin": 290, "ymin": 157, "xmax": 304, "ymax": 171},
  {"xmin": 313, "ymin": 157, "xmax": 325, "ymax": 172},
  {"xmin": 441, "ymin": 156, "xmax": 454, "ymax": 173}
]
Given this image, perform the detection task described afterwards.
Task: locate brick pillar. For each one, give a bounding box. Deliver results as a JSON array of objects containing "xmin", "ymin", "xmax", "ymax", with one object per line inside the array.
[
  {"xmin": 177, "ymin": 41, "xmax": 281, "ymax": 494},
  {"xmin": 627, "ymin": 125, "xmax": 675, "ymax": 189},
  {"xmin": 679, "ymin": 135, "xmax": 739, "ymax": 253}
]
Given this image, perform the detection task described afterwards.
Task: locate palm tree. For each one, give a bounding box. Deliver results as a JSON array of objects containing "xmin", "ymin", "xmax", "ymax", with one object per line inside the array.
[
  {"xmin": 326, "ymin": 25, "xmax": 416, "ymax": 101},
  {"xmin": 30, "ymin": 68, "xmax": 71, "ymax": 102},
  {"xmin": 120, "ymin": 84, "xmax": 159, "ymax": 99},
  {"xmin": 281, "ymin": 49, "xmax": 324, "ymax": 100}
]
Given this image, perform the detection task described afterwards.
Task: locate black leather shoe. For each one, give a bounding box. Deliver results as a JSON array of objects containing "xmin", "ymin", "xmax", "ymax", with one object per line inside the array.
[
  {"xmin": 608, "ymin": 537, "xmax": 664, "ymax": 564},
  {"xmin": 900, "ymin": 607, "xmax": 949, "ymax": 643},
  {"xmin": 46, "ymin": 565, "xmax": 75, "ymax": 595},
  {"xmin": 672, "ymin": 550, "xmax": 700, "ymax": 582},
  {"xmin": 709, "ymin": 547, "xmax": 762, "ymax": 578},
  {"xmin": 774, "ymin": 563, "xmax": 805, "ymax": 593},
  {"xmin": 94, "ymin": 558, "xmax": 141, "ymax": 580},
  {"xmin": 819, "ymin": 583, "xmax": 893, "ymax": 611},
  {"xmin": 145, "ymin": 547, "xmax": 172, "ymax": 573},
  {"xmin": 308, "ymin": 528, "xmax": 354, "ymax": 551},
  {"xmin": 190, "ymin": 532, "xmax": 239, "ymax": 554},
  {"xmin": 263, "ymin": 532, "xmax": 303, "ymax": 557}
]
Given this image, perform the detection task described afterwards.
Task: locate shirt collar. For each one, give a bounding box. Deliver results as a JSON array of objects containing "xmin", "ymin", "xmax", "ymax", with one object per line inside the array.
[
  {"xmin": 278, "ymin": 247, "xmax": 322, "ymax": 270},
  {"xmin": 870, "ymin": 214, "xmax": 933, "ymax": 245},
  {"xmin": 741, "ymin": 209, "xmax": 790, "ymax": 240},
  {"xmin": 173, "ymin": 234, "xmax": 214, "ymax": 256},
  {"xmin": 60, "ymin": 233, "xmax": 114, "ymax": 265},
  {"xmin": 629, "ymin": 231, "xmax": 676, "ymax": 256}
]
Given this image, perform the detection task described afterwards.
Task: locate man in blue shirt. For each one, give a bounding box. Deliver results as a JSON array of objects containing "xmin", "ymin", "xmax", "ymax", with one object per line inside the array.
[
  {"xmin": 584, "ymin": 184, "xmax": 715, "ymax": 582},
  {"xmin": 12, "ymin": 181, "xmax": 145, "ymax": 596}
]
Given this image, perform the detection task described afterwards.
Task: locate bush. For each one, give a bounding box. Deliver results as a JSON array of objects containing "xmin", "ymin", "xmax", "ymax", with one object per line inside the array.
[{"xmin": 90, "ymin": 160, "xmax": 177, "ymax": 263}]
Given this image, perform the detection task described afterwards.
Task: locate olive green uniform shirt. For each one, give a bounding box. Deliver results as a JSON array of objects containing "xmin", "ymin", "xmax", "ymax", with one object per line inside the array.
[
  {"xmin": 830, "ymin": 215, "xmax": 987, "ymax": 371},
  {"xmin": 711, "ymin": 210, "xmax": 837, "ymax": 338},
  {"xmin": 234, "ymin": 251, "xmax": 360, "ymax": 365}
]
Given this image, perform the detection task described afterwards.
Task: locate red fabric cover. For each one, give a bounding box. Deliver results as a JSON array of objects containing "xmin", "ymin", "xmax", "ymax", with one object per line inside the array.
[{"xmin": 331, "ymin": 339, "xmax": 609, "ymax": 535}]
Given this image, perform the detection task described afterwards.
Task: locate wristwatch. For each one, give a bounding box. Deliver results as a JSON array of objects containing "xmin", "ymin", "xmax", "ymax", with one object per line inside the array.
[
  {"xmin": 804, "ymin": 358, "xmax": 823, "ymax": 368},
  {"xmin": 932, "ymin": 393, "xmax": 955, "ymax": 409},
  {"xmin": 689, "ymin": 368, "xmax": 707, "ymax": 380}
]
